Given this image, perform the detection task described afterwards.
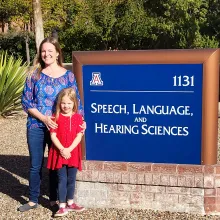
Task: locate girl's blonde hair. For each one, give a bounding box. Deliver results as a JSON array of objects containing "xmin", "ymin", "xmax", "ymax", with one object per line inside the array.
[
  {"xmin": 28, "ymin": 37, "xmax": 64, "ymax": 79},
  {"xmin": 54, "ymin": 88, "xmax": 78, "ymax": 121}
]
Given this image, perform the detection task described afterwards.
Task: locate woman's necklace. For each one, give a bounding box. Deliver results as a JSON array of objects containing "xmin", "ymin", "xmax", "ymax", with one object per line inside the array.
[
  {"xmin": 44, "ymin": 66, "xmax": 65, "ymax": 79},
  {"xmin": 47, "ymin": 71, "xmax": 52, "ymax": 76},
  {"xmin": 47, "ymin": 69, "xmax": 55, "ymax": 77},
  {"xmin": 46, "ymin": 65, "xmax": 59, "ymax": 77}
]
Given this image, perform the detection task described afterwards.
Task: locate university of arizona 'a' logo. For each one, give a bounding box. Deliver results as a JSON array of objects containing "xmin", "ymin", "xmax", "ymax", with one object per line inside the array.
[{"xmin": 90, "ymin": 72, "xmax": 103, "ymax": 86}]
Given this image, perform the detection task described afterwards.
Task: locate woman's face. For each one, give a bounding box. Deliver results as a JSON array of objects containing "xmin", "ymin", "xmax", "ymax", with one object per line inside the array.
[{"xmin": 41, "ymin": 42, "xmax": 59, "ymax": 66}]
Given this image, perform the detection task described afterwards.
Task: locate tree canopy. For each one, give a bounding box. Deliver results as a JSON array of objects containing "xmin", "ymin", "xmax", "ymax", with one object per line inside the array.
[{"xmin": 1, "ymin": 0, "xmax": 219, "ymax": 62}]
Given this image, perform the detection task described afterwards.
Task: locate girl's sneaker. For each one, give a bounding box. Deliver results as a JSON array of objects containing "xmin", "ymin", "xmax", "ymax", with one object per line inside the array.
[
  {"xmin": 54, "ymin": 207, "xmax": 68, "ymax": 217},
  {"xmin": 67, "ymin": 203, "xmax": 85, "ymax": 212}
]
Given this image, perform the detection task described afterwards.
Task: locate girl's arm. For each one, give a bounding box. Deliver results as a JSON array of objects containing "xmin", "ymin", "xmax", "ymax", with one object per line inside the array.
[
  {"xmin": 50, "ymin": 133, "xmax": 65, "ymax": 151},
  {"xmin": 51, "ymin": 132, "xmax": 71, "ymax": 159},
  {"xmin": 68, "ymin": 132, "xmax": 83, "ymax": 152}
]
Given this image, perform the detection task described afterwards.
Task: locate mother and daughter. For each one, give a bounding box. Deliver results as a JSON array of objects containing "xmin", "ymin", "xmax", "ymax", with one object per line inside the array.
[{"xmin": 19, "ymin": 37, "xmax": 86, "ymax": 217}]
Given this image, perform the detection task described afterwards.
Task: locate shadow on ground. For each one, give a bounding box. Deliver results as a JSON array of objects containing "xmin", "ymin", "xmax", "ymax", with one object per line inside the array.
[{"xmin": 0, "ymin": 155, "xmax": 51, "ymax": 210}]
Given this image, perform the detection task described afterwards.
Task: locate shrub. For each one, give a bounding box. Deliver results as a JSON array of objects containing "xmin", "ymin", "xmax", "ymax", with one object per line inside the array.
[
  {"xmin": 0, "ymin": 50, "xmax": 29, "ymax": 117},
  {"xmin": 0, "ymin": 32, "xmax": 36, "ymax": 64}
]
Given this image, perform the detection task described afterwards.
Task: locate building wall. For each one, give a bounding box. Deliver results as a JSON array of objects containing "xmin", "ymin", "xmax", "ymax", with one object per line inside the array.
[{"xmin": 74, "ymin": 160, "xmax": 220, "ymax": 215}]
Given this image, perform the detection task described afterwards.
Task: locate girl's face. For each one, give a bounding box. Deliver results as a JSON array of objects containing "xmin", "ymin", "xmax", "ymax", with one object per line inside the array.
[
  {"xmin": 41, "ymin": 42, "xmax": 59, "ymax": 66},
  {"xmin": 60, "ymin": 95, "xmax": 74, "ymax": 116}
]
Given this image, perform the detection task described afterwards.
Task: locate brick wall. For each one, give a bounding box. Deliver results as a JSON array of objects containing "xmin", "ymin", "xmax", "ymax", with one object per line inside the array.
[{"xmin": 74, "ymin": 161, "xmax": 220, "ymax": 215}]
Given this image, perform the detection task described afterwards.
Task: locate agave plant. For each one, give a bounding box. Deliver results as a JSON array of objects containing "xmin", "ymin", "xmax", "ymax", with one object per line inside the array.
[{"xmin": 0, "ymin": 51, "xmax": 29, "ymax": 117}]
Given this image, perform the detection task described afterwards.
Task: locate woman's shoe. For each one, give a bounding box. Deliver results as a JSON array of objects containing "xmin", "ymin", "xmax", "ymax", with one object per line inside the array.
[{"xmin": 18, "ymin": 203, "xmax": 38, "ymax": 212}]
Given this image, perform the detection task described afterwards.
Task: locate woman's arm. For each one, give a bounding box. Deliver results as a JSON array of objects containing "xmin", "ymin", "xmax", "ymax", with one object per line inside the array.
[
  {"xmin": 28, "ymin": 108, "xmax": 46, "ymax": 121},
  {"xmin": 21, "ymin": 73, "xmax": 37, "ymax": 113},
  {"xmin": 21, "ymin": 73, "xmax": 44, "ymax": 120},
  {"xmin": 28, "ymin": 108, "xmax": 57, "ymax": 129},
  {"xmin": 21, "ymin": 73, "xmax": 57, "ymax": 129}
]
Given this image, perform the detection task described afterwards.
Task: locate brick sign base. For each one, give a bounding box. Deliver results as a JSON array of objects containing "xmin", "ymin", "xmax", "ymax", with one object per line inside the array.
[{"xmin": 74, "ymin": 161, "xmax": 220, "ymax": 215}]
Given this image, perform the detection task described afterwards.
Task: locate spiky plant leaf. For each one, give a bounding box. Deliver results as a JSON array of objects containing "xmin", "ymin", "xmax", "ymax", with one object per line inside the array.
[{"xmin": 0, "ymin": 50, "xmax": 29, "ymax": 117}]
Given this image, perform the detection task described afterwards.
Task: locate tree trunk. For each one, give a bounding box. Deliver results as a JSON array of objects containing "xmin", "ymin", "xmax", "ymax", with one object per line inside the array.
[
  {"xmin": 1, "ymin": 18, "xmax": 4, "ymax": 32},
  {"xmin": 25, "ymin": 35, "xmax": 30, "ymax": 64},
  {"xmin": 32, "ymin": 0, "xmax": 44, "ymax": 51}
]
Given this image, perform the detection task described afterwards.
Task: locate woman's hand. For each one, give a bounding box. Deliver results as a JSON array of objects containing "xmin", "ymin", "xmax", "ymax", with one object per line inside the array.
[
  {"xmin": 60, "ymin": 148, "xmax": 71, "ymax": 159},
  {"xmin": 80, "ymin": 121, "xmax": 87, "ymax": 134},
  {"xmin": 42, "ymin": 115, "xmax": 58, "ymax": 129}
]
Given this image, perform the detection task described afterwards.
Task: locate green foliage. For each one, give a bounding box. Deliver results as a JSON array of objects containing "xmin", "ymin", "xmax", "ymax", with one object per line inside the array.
[
  {"xmin": 143, "ymin": 0, "xmax": 219, "ymax": 48},
  {"xmin": 202, "ymin": 0, "xmax": 220, "ymax": 42},
  {"xmin": 59, "ymin": 0, "xmax": 103, "ymax": 62},
  {"xmin": 0, "ymin": 0, "xmax": 19, "ymax": 25},
  {"xmin": 0, "ymin": 32, "xmax": 36, "ymax": 64},
  {"xmin": 0, "ymin": 0, "xmax": 31, "ymax": 31},
  {"xmin": 113, "ymin": 0, "xmax": 154, "ymax": 49},
  {"xmin": 0, "ymin": 51, "xmax": 29, "ymax": 117},
  {"xmin": 10, "ymin": 0, "xmax": 33, "ymax": 29},
  {"xmin": 42, "ymin": 0, "xmax": 82, "ymax": 36},
  {"xmin": 85, "ymin": 0, "xmax": 117, "ymax": 49},
  {"xmin": 1, "ymin": 0, "xmax": 220, "ymax": 63}
]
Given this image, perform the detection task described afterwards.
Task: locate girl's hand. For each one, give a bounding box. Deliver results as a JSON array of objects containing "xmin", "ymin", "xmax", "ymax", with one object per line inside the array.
[
  {"xmin": 42, "ymin": 116, "xmax": 58, "ymax": 129},
  {"xmin": 80, "ymin": 121, "xmax": 87, "ymax": 134},
  {"xmin": 60, "ymin": 148, "xmax": 71, "ymax": 159}
]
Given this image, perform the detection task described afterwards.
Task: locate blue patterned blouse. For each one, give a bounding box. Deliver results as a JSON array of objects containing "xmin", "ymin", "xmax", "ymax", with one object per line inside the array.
[{"xmin": 22, "ymin": 69, "xmax": 84, "ymax": 129}]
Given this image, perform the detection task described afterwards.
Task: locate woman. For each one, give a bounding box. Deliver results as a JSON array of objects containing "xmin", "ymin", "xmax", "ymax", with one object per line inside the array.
[{"xmin": 19, "ymin": 37, "xmax": 84, "ymax": 212}]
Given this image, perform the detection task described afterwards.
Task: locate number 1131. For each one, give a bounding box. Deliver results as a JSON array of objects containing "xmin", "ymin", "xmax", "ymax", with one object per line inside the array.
[{"xmin": 173, "ymin": 76, "xmax": 194, "ymax": 87}]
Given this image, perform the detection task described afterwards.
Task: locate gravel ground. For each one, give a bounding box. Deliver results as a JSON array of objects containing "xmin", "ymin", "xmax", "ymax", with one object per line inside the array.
[{"xmin": 1, "ymin": 116, "xmax": 220, "ymax": 220}]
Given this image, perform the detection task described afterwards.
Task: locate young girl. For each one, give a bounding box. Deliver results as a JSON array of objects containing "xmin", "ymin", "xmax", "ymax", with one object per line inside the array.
[{"xmin": 47, "ymin": 88, "xmax": 85, "ymax": 217}]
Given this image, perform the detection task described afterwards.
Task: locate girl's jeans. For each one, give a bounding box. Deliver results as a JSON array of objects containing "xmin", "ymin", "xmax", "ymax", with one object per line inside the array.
[
  {"xmin": 57, "ymin": 166, "xmax": 77, "ymax": 203},
  {"xmin": 27, "ymin": 127, "xmax": 57, "ymax": 203}
]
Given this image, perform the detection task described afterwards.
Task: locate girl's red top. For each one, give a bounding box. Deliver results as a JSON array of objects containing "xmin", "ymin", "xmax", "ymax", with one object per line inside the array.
[{"xmin": 47, "ymin": 113, "xmax": 83, "ymax": 170}]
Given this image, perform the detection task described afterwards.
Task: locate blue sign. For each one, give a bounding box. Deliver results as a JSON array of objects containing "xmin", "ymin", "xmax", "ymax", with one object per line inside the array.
[{"xmin": 82, "ymin": 64, "xmax": 203, "ymax": 164}]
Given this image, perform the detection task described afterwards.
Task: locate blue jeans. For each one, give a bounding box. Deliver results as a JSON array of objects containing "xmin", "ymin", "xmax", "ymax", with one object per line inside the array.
[
  {"xmin": 27, "ymin": 127, "xmax": 57, "ymax": 203},
  {"xmin": 57, "ymin": 166, "xmax": 77, "ymax": 203}
]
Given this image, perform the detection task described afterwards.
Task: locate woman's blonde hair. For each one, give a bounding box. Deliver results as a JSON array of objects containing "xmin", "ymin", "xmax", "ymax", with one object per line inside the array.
[
  {"xmin": 29, "ymin": 37, "xmax": 64, "ymax": 79},
  {"xmin": 54, "ymin": 88, "xmax": 78, "ymax": 121}
]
